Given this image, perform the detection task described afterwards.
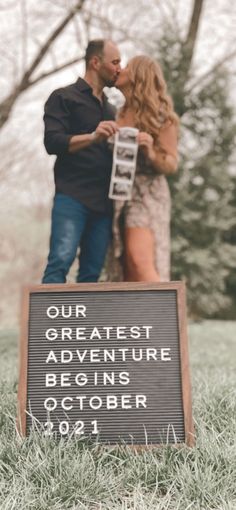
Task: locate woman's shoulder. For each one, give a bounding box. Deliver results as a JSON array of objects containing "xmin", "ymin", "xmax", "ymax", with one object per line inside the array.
[
  {"xmin": 157, "ymin": 120, "xmax": 178, "ymax": 160},
  {"xmin": 160, "ymin": 119, "xmax": 177, "ymax": 131}
]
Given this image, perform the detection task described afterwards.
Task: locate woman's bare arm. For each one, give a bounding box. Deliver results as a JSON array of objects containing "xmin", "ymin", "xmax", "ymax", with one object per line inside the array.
[
  {"xmin": 152, "ymin": 122, "xmax": 178, "ymax": 174},
  {"xmin": 138, "ymin": 122, "xmax": 178, "ymax": 175}
]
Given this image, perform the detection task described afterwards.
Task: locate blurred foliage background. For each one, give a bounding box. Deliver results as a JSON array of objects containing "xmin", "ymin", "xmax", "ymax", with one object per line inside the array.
[{"xmin": 0, "ymin": 0, "xmax": 236, "ymax": 326}]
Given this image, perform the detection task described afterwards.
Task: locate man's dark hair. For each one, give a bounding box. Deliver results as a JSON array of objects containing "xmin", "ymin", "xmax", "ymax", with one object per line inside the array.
[{"xmin": 85, "ymin": 39, "xmax": 105, "ymax": 68}]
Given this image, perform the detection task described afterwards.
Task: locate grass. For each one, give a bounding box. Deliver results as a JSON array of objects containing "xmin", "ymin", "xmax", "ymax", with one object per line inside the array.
[{"xmin": 0, "ymin": 322, "xmax": 236, "ymax": 509}]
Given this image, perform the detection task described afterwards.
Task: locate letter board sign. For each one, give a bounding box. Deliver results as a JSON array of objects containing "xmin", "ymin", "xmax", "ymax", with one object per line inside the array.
[{"xmin": 18, "ymin": 282, "xmax": 194, "ymax": 446}]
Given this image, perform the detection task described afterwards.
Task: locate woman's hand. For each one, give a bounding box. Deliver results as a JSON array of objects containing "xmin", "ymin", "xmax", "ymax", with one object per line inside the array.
[{"xmin": 137, "ymin": 132, "xmax": 156, "ymax": 161}]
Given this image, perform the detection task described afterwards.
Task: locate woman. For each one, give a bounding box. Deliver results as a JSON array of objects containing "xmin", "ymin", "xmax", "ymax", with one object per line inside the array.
[{"xmin": 112, "ymin": 55, "xmax": 179, "ymax": 282}]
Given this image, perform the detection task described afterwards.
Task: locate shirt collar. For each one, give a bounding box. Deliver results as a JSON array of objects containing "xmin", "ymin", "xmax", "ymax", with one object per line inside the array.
[
  {"xmin": 76, "ymin": 77, "xmax": 108, "ymax": 103},
  {"xmin": 76, "ymin": 77, "xmax": 93, "ymax": 92}
]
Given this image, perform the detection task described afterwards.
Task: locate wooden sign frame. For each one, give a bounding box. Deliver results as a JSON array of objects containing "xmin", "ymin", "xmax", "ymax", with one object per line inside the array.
[{"xmin": 18, "ymin": 281, "xmax": 194, "ymax": 447}]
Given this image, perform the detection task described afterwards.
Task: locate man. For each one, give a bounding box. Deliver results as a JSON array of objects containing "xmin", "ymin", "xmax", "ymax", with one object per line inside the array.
[{"xmin": 42, "ymin": 39, "xmax": 121, "ymax": 283}]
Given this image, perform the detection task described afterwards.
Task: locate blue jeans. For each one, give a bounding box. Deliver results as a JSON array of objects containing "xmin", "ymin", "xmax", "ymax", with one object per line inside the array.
[{"xmin": 42, "ymin": 193, "xmax": 112, "ymax": 283}]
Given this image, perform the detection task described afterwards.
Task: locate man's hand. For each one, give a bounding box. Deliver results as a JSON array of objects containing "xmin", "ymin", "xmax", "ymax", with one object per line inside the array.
[
  {"xmin": 69, "ymin": 121, "xmax": 118, "ymax": 153},
  {"xmin": 94, "ymin": 121, "xmax": 119, "ymax": 141}
]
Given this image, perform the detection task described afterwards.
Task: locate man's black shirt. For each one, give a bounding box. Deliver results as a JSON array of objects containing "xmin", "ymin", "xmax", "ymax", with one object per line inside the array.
[{"xmin": 44, "ymin": 78, "xmax": 115, "ymax": 214}]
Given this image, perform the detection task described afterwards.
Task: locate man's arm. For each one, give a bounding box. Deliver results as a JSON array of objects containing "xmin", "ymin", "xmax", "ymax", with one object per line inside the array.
[
  {"xmin": 44, "ymin": 90, "xmax": 118, "ymax": 156},
  {"xmin": 68, "ymin": 121, "xmax": 118, "ymax": 153},
  {"xmin": 44, "ymin": 90, "xmax": 72, "ymax": 155}
]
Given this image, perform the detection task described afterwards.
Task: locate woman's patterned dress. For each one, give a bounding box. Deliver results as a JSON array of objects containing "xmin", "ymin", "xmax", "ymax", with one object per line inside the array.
[{"xmin": 111, "ymin": 152, "xmax": 171, "ymax": 281}]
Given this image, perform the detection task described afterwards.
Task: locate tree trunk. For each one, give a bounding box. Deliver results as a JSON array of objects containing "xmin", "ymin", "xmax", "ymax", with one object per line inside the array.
[
  {"xmin": 183, "ymin": 0, "xmax": 204, "ymax": 72},
  {"xmin": 174, "ymin": 0, "xmax": 205, "ymax": 116}
]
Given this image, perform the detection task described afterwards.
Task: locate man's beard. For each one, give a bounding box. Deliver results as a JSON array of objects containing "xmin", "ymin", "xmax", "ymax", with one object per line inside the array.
[{"xmin": 105, "ymin": 76, "xmax": 119, "ymax": 88}]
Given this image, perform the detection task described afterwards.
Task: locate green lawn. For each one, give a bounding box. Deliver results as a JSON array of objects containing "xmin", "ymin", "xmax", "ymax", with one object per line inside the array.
[{"xmin": 0, "ymin": 322, "xmax": 236, "ymax": 510}]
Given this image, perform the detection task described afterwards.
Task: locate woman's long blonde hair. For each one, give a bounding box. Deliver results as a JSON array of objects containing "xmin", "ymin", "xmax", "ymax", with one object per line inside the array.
[{"xmin": 120, "ymin": 55, "xmax": 179, "ymax": 147}]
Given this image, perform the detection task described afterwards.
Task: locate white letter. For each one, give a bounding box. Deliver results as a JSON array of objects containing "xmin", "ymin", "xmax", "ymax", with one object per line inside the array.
[
  {"xmin": 47, "ymin": 306, "xmax": 59, "ymax": 319},
  {"xmin": 76, "ymin": 350, "xmax": 87, "ymax": 363},
  {"xmin": 46, "ymin": 350, "xmax": 58, "ymax": 363},
  {"xmin": 61, "ymin": 373, "xmax": 71, "ymax": 386},
  {"xmin": 45, "ymin": 328, "xmax": 58, "ymax": 341},
  {"xmin": 62, "ymin": 397, "xmax": 73, "ymax": 411},
  {"xmin": 107, "ymin": 395, "xmax": 118, "ymax": 409},
  {"xmin": 61, "ymin": 350, "xmax": 73, "ymax": 363},
  {"xmin": 102, "ymin": 326, "xmax": 113, "ymax": 339},
  {"xmin": 121, "ymin": 395, "xmax": 132, "ymax": 409},
  {"xmin": 61, "ymin": 305, "xmax": 72, "ymax": 318},
  {"xmin": 161, "ymin": 348, "xmax": 171, "ymax": 361},
  {"xmin": 76, "ymin": 328, "xmax": 86, "ymax": 340},
  {"xmin": 130, "ymin": 326, "xmax": 141, "ymax": 339},
  {"xmin": 119, "ymin": 372, "xmax": 130, "ymax": 385},
  {"xmin": 104, "ymin": 349, "xmax": 115, "ymax": 362},
  {"xmin": 44, "ymin": 397, "xmax": 57, "ymax": 411},
  {"xmin": 118, "ymin": 348, "xmax": 129, "ymax": 361},
  {"xmin": 103, "ymin": 372, "xmax": 115, "ymax": 385},
  {"xmin": 90, "ymin": 327, "xmax": 102, "ymax": 340},
  {"xmin": 75, "ymin": 373, "xmax": 88, "ymax": 386},
  {"xmin": 142, "ymin": 326, "xmax": 152, "ymax": 339},
  {"xmin": 90, "ymin": 349, "xmax": 101, "ymax": 363},
  {"xmin": 136, "ymin": 395, "xmax": 147, "ymax": 408},
  {"xmin": 76, "ymin": 304, "xmax": 86, "ymax": 318},
  {"xmin": 89, "ymin": 396, "xmax": 102, "ymax": 410},
  {"xmin": 146, "ymin": 348, "xmax": 157, "ymax": 361},
  {"xmin": 45, "ymin": 373, "xmax": 57, "ymax": 387},
  {"xmin": 117, "ymin": 327, "xmax": 127, "ymax": 339},
  {"xmin": 61, "ymin": 328, "xmax": 72, "ymax": 340},
  {"xmin": 132, "ymin": 349, "xmax": 143, "ymax": 362},
  {"xmin": 76, "ymin": 395, "xmax": 86, "ymax": 410}
]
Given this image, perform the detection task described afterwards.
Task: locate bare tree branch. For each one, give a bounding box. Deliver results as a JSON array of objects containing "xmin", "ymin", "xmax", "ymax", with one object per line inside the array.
[
  {"xmin": 20, "ymin": 0, "xmax": 86, "ymax": 87},
  {"xmin": 186, "ymin": 48, "xmax": 236, "ymax": 92},
  {"xmin": 29, "ymin": 56, "xmax": 85, "ymax": 86},
  {"xmin": 19, "ymin": 6, "xmax": 141, "ymax": 89},
  {"xmin": 83, "ymin": 8, "xmax": 146, "ymax": 46},
  {"xmin": 0, "ymin": 0, "xmax": 86, "ymax": 129}
]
